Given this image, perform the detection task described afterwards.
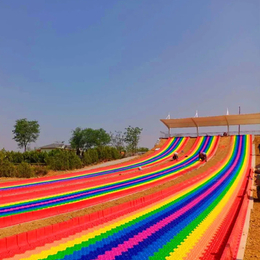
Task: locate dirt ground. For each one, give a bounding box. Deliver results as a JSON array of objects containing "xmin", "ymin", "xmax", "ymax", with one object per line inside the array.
[
  {"xmin": 244, "ymin": 135, "xmax": 260, "ymax": 260},
  {"xmin": 0, "ymin": 137, "xmax": 229, "ymax": 239}
]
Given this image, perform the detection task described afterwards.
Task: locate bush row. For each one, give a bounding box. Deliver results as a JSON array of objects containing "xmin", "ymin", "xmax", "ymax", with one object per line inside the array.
[
  {"xmin": 3, "ymin": 150, "xmax": 48, "ymax": 164},
  {"xmin": 0, "ymin": 160, "xmax": 48, "ymax": 178},
  {"xmin": 46, "ymin": 150, "xmax": 82, "ymax": 171},
  {"xmin": 82, "ymin": 146, "xmax": 121, "ymax": 166},
  {"xmin": 0, "ymin": 146, "xmax": 122, "ymax": 178}
]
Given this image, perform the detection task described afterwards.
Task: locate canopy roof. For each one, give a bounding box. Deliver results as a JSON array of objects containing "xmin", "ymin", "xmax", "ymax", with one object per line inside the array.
[{"xmin": 161, "ymin": 113, "xmax": 260, "ymax": 129}]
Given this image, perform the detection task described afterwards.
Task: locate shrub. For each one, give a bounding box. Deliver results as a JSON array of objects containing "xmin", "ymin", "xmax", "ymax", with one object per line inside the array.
[
  {"xmin": 68, "ymin": 151, "xmax": 82, "ymax": 170},
  {"xmin": 0, "ymin": 161, "xmax": 16, "ymax": 177},
  {"xmin": 88, "ymin": 149, "xmax": 99, "ymax": 164},
  {"xmin": 3, "ymin": 150, "xmax": 48, "ymax": 165},
  {"xmin": 96, "ymin": 147, "xmax": 106, "ymax": 161},
  {"xmin": 16, "ymin": 162, "xmax": 35, "ymax": 178},
  {"xmin": 5, "ymin": 151, "xmax": 24, "ymax": 164},
  {"xmin": 46, "ymin": 150, "xmax": 82, "ymax": 171},
  {"xmin": 82, "ymin": 151, "xmax": 92, "ymax": 166},
  {"xmin": 23, "ymin": 151, "xmax": 48, "ymax": 164},
  {"xmin": 111, "ymin": 147, "xmax": 120, "ymax": 160},
  {"xmin": 0, "ymin": 150, "xmax": 15, "ymax": 177},
  {"xmin": 33, "ymin": 166, "xmax": 48, "ymax": 176},
  {"xmin": 104, "ymin": 146, "xmax": 113, "ymax": 161},
  {"xmin": 138, "ymin": 147, "xmax": 149, "ymax": 153},
  {"xmin": 46, "ymin": 151, "xmax": 68, "ymax": 171}
]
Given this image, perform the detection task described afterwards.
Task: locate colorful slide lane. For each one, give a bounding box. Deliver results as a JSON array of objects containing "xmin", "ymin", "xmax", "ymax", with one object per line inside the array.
[
  {"xmin": 0, "ymin": 137, "xmax": 188, "ymax": 194},
  {"xmin": 1, "ymin": 135, "xmax": 213, "ymax": 205},
  {"xmin": 8, "ymin": 135, "xmax": 251, "ymax": 260},
  {"xmin": 0, "ymin": 136, "xmax": 219, "ymax": 228},
  {"xmin": 0, "ymin": 137, "xmax": 188, "ymax": 200}
]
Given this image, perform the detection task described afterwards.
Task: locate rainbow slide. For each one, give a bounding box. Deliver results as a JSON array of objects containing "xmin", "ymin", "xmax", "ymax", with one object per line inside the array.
[
  {"xmin": 0, "ymin": 136, "xmax": 219, "ymax": 228},
  {"xmin": 6, "ymin": 135, "xmax": 251, "ymax": 260},
  {"xmin": 0, "ymin": 137, "xmax": 188, "ymax": 193}
]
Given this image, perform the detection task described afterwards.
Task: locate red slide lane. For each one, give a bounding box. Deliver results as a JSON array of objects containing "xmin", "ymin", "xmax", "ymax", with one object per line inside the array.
[
  {"xmin": 0, "ymin": 138, "xmax": 228, "ymax": 259},
  {"xmin": 0, "ymin": 138, "xmax": 175, "ymax": 190},
  {"xmin": 0, "ymin": 138, "xmax": 189, "ymax": 198},
  {"xmin": 201, "ymin": 148, "xmax": 252, "ymax": 259},
  {"xmin": 1, "ymin": 138, "xmax": 191, "ymax": 203},
  {"xmin": 0, "ymin": 137, "xmax": 219, "ymax": 228}
]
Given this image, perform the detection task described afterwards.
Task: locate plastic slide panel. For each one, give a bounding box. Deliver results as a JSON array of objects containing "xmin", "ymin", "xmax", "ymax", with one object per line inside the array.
[
  {"xmin": 0, "ymin": 138, "xmax": 189, "ymax": 202},
  {"xmin": 0, "ymin": 138, "xmax": 197, "ymax": 204},
  {"xmin": 0, "ymin": 137, "xmax": 227, "ymax": 259},
  {"xmin": 10, "ymin": 135, "xmax": 251, "ymax": 260},
  {"xmin": 0, "ymin": 137, "xmax": 183, "ymax": 191},
  {"xmin": 219, "ymin": 168, "xmax": 253, "ymax": 260},
  {"xmin": 0, "ymin": 137, "xmax": 218, "ymax": 228}
]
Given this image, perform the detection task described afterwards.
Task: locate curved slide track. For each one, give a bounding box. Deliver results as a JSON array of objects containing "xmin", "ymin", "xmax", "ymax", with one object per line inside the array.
[
  {"xmin": 0, "ymin": 136, "xmax": 219, "ymax": 228},
  {"xmin": 0, "ymin": 137, "xmax": 188, "ymax": 194},
  {"xmin": 7, "ymin": 135, "xmax": 251, "ymax": 260},
  {"xmin": 0, "ymin": 136, "xmax": 209, "ymax": 202}
]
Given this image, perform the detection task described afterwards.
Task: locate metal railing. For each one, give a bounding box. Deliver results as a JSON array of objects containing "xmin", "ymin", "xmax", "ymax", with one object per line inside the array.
[{"xmin": 160, "ymin": 130, "xmax": 260, "ymax": 138}]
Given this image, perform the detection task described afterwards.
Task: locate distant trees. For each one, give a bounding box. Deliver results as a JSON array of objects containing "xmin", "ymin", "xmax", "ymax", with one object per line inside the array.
[
  {"xmin": 70, "ymin": 127, "xmax": 111, "ymax": 152},
  {"xmin": 1, "ymin": 119, "xmax": 150, "ymax": 179},
  {"xmin": 94, "ymin": 128, "xmax": 111, "ymax": 146},
  {"xmin": 137, "ymin": 147, "xmax": 149, "ymax": 153},
  {"xmin": 12, "ymin": 119, "xmax": 40, "ymax": 152},
  {"xmin": 70, "ymin": 126, "xmax": 145, "ymax": 156},
  {"xmin": 1, "ymin": 122, "xmax": 149, "ymax": 179},
  {"xmin": 124, "ymin": 126, "xmax": 143, "ymax": 155},
  {"xmin": 110, "ymin": 131, "xmax": 125, "ymax": 154},
  {"xmin": 110, "ymin": 126, "xmax": 144, "ymax": 155},
  {"xmin": 69, "ymin": 127, "xmax": 86, "ymax": 155}
]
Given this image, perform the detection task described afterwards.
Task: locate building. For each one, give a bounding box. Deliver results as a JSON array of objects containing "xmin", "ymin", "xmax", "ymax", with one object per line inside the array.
[{"xmin": 39, "ymin": 143, "xmax": 73, "ymax": 153}]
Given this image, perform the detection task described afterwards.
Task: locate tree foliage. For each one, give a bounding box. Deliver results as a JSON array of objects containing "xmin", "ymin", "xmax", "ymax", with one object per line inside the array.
[
  {"xmin": 94, "ymin": 128, "xmax": 111, "ymax": 147},
  {"xmin": 70, "ymin": 127, "xmax": 110, "ymax": 151},
  {"xmin": 69, "ymin": 127, "xmax": 86, "ymax": 155},
  {"xmin": 124, "ymin": 126, "xmax": 143, "ymax": 154},
  {"xmin": 83, "ymin": 128, "xmax": 97, "ymax": 149},
  {"xmin": 110, "ymin": 131, "xmax": 125, "ymax": 153},
  {"xmin": 46, "ymin": 150, "xmax": 82, "ymax": 171},
  {"xmin": 137, "ymin": 147, "xmax": 149, "ymax": 153},
  {"xmin": 12, "ymin": 118, "xmax": 40, "ymax": 152}
]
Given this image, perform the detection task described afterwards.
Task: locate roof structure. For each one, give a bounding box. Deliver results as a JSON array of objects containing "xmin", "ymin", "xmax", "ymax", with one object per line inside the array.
[
  {"xmin": 160, "ymin": 113, "xmax": 260, "ymax": 136},
  {"xmin": 40, "ymin": 143, "xmax": 72, "ymax": 149}
]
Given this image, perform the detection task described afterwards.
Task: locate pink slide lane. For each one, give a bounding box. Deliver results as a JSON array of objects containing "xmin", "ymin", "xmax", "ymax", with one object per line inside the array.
[{"xmin": 94, "ymin": 170, "xmax": 228, "ymax": 260}]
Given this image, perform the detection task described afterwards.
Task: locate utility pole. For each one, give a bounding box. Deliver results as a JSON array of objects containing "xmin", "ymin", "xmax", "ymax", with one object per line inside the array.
[{"xmin": 238, "ymin": 106, "xmax": 241, "ymax": 135}]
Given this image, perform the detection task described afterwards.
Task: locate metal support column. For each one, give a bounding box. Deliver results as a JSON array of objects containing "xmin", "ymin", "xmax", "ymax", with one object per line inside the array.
[
  {"xmin": 238, "ymin": 106, "xmax": 241, "ymax": 135},
  {"xmin": 224, "ymin": 115, "xmax": 230, "ymax": 135},
  {"xmin": 191, "ymin": 118, "xmax": 199, "ymax": 137}
]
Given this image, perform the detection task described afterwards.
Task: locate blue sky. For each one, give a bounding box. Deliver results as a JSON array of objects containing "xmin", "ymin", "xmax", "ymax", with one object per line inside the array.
[{"xmin": 0, "ymin": 0, "xmax": 259, "ymax": 150}]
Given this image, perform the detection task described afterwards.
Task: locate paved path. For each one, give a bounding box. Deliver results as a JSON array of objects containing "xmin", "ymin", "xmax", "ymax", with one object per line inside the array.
[{"xmin": 73, "ymin": 156, "xmax": 138, "ymax": 172}]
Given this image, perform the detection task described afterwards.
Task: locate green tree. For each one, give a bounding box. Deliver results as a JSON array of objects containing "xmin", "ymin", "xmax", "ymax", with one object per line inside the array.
[
  {"xmin": 94, "ymin": 128, "xmax": 111, "ymax": 147},
  {"xmin": 110, "ymin": 131, "xmax": 125, "ymax": 153},
  {"xmin": 70, "ymin": 127, "xmax": 111, "ymax": 151},
  {"xmin": 83, "ymin": 128, "xmax": 97, "ymax": 149},
  {"xmin": 70, "ymin": 127, "xmax": 85, "ymax": 155},
  {"xmin": 124, "ymin": 126, "xmax": 143, "ymax": 155},
  {"xmin": 12, "ymin": 119, "xmax": 40, "ymax": 152}
]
